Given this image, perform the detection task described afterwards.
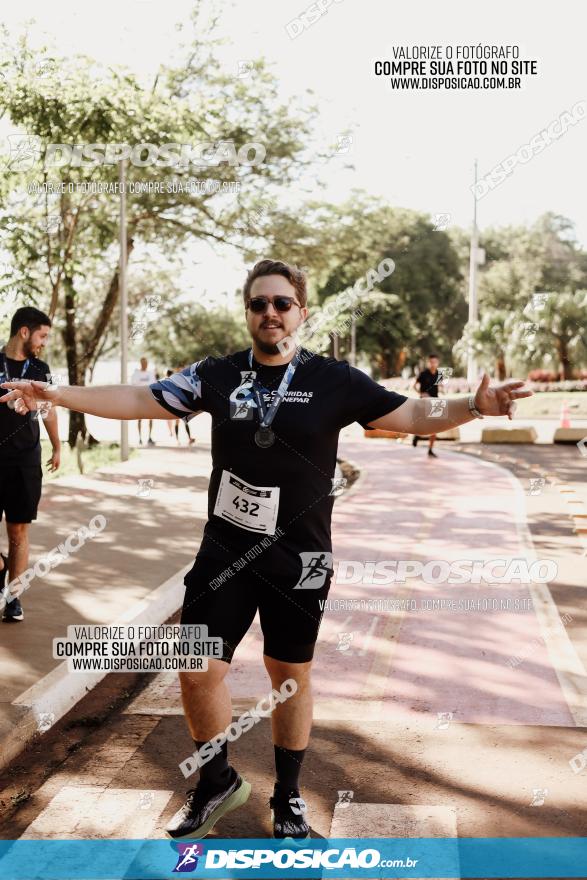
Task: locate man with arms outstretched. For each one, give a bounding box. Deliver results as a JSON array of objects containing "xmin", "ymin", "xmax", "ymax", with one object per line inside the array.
[{"xmin": 0, "ymin": 259, "xmax": 531, "ymax": 839}]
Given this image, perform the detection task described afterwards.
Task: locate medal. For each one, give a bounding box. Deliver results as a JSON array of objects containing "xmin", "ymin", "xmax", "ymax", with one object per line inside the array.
[
  {"xmin": 248, "ymin": 348, "xmax": 302, "ymax": 451},
  {"xmin": 254, "ymin": 427, "xmax": 275, "ymax": 448}
]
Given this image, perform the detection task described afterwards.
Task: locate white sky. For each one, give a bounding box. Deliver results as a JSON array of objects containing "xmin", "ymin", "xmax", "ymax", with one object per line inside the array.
[{"xmin": 1, "ymin": 0, "xmax": 586, "ymax": 302}]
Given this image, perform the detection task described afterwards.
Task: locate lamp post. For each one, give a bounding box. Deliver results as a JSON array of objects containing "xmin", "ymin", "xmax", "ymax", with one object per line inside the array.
[
  {"xmin": 119, "ymin": 159, "xmax": 129, "ymax": 461},
  {"xmin": 467, "ymin": 158, "xmax": 479, "ymax": 385}
]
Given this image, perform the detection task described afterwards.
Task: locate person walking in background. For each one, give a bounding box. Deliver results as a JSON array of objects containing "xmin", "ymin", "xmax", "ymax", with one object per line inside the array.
[
  {"xmin": 413, "ymin": 353, "xmax": 441, "ymax": 458},
  {"xmin": 0, "ymin": 307, "xmax": 61, "ymax": 622},
  {"xmin": 165, "ymin": 370, "xmax": 196, "ymax": 446},
  {"xmin": 131, "ymin": 357, "xmax": 156, "ymax": 446},
  {"xmin": 174, "ymin": 419, "xmax": 196, "ymax": 446}
]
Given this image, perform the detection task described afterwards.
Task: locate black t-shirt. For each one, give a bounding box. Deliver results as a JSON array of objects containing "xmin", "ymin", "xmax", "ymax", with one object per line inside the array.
[
  {"xmin": 151, "ymin": 348, "xmax": 407, "ymax": 573},
  {"xmin": 416, "ymin": 368, "xmax": 439, "ymax": 398},
  {"xmin": 0, "ymin": 354, "xmax": 51, "ymax": 466}
]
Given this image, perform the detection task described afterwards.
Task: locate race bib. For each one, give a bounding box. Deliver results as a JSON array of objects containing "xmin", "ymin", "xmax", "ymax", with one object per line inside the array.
[{"xmin": 213, "ymin": 470, "xmax": 280, "ymax": 535}]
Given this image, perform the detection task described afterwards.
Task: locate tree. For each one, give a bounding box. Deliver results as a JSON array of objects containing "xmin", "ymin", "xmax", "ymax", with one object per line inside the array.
[
  {"xmin": 258, "ymin": 193, "xmax": 466, "ymax": 375},
  {"xmin": 143, "ymin": 301, "xmax": 249, "ymax": 368},
  {"xmin": 453, "ymin": 310, "xmax": 516, "ymax": 381},
  {"xmin": 468, "ymin": 214, "xmax": 587, "ymax": 377},
  {"xmin": 0, "ymin": 5, "xmax": 317, "ymax": 445},
  {"xmin": 519, "ymin": 290, "xmax": 587, "ymax": 380}
]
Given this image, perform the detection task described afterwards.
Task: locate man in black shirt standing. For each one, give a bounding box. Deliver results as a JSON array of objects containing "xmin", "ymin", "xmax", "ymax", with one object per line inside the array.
[
  {"xmin": 0, "ymin": 261, "xmax": 531, "ymax": 839},
  {"xmin": 413, "ymin": 353, "xmax": 441, "ymax": 458},
  {"xmin": 0, "ymin": 307, "xmax": 61, "ymax": 622}
]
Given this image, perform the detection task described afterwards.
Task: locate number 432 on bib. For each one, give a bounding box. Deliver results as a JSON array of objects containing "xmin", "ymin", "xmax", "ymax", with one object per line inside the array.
[{"xmin": 214, "ymin": 470, "xmax": 280, "ymax": 535}]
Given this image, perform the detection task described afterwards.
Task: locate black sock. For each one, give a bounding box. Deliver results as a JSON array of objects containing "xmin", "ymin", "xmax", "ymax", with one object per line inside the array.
[
  {"xmin": 274, "ymin": 745, "xmax": 306, "ymax": 794},
  {"xmin": 195, "ymin": 740, "xmax": 233, "ymax": 790}
]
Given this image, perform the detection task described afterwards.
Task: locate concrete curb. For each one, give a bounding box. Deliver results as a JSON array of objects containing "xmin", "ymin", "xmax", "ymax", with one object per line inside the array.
[
  {"xmin": 554, "ymin": 427, "xmax": 587, "ymax": 444},
  {"xmin": 0, "ymin": 563, "xmax": 190, "ymax": 772},
  {"xmin": 363, "ymin": 428, "xmax": 408, "ymax": 439},
  {"xmin": 437, "ymin": 427, "xmax": 461, "ymax": 441},
  {"xmin": 482, "ymin": 427, "xmax": 538, "ymax": 443}
]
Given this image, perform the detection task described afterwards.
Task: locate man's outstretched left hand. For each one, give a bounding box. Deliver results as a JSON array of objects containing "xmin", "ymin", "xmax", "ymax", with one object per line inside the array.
[{"xmin": 474, "ymin": 373, "xmax": 533, "ymax": 420}]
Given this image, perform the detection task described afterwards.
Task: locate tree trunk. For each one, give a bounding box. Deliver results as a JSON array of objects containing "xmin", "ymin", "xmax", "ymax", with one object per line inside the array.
[
  {"xmin": 496, "ymin": 354, "xmax": 507, "ymax": 381},
  {"xmin": 556, "ymin": 336, "xmax": 573, "ymax": 380},
  {"xmin": 63, "ymin": 276, "xmax": 92, "ymax": 448},
  {"xmin": 394, "ymin": 349, "xmax": 406, "ymax": 376},
  {"xmin": 64, "ymin": 236, "xmax": 134, "ymax": 447},
  {"xmin": 374, "ymin": 351, "xmax": 389, "ymax": 380}
]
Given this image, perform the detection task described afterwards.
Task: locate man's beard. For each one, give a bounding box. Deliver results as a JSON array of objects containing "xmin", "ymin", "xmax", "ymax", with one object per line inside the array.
[
  {"xmin": 250, "ymin": 328, "xmax": 284, "ymax": 355},
  {"xmin": 23, "ymin": 339, "xmax": 37, "ymax": 358},
  {"xmin": 255, "ymin": 339, "xmax": 281, "ymax": 355}
]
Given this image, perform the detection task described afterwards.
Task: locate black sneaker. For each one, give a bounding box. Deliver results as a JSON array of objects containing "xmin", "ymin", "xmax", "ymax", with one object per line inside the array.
[
  {"xmin": 3, "ymin": 595, "xmax": 24, "ymax": 622},
  {"xmin": 412, "ymin": 435, "xmax": 419, "ymax": 447},
  {"xmin": 166, "ymin": 770, "xmax": 250, "ymax": 839},
  {"xmin": 270, "ymin": 786, "xmax": 310, "ymax": 839},
  {"xmin": 428, "ymin": 449, "xmax": 438, "ymax": 458}
]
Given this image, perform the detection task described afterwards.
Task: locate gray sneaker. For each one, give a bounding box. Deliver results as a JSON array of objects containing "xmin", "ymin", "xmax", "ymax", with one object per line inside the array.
[{"xmin": 166, "ymin": 771, "xmax": 251, "ymax": 839}]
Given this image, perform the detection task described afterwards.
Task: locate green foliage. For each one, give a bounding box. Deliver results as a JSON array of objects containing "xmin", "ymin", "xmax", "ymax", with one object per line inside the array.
[
  {"xmin": 260, "ymin": 193, "xmax": 466, "ymax": 375},
  {"xmin": 0, "ymin": 5, "xmax": 317, "ymax": 441},
  {"xmin": 458, "ymin": 213, "xmax": 587, "ymax": 377},
  {"xmin": 516, "ymin": 289, "xmax": 587, "ymax": 379},
  {"xmin": 143, "ymin": 301, "xmax": 249, "ymax": 367}
]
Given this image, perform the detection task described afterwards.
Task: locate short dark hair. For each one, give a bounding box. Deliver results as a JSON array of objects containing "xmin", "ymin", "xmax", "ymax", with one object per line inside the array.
[
  {"xmin": 243, "ymin": 259, "xmax": 307, "ymax": 307},
  {"xmin": 428, "ymin": 353, "xmax": 439, "ymax": 360},
  {"xmin": 10, "ymin": 306, "xmax": 52, "ymax": 338}
]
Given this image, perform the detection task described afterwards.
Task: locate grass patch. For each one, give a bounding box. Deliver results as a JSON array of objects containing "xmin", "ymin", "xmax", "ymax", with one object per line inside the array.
[
  {"xmin": 438, "ymin": 391, "xmax": 587, "ymax": 419},
  {"xmin": 41, "ymin": 440, "xmax": 136, "ymax": 481},
  {"xmin": 513, "ymin": 391, "xmax": 587, "ymax": 418}
]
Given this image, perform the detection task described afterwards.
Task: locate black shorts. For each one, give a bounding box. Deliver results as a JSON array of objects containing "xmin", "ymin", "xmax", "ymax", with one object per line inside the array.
[
  {"xmin": 0, "ymin": 465, "xmax": 43, "ymax": 524},
  {"xmin": 181, "ymin": 554, "xmax": 333, "ymax": 664}
]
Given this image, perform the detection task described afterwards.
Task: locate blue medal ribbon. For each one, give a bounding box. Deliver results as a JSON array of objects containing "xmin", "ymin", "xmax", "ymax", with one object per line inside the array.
[
  {"xmin": 0, "ymin": 352, "xmax": 30, "ymax": 380},
  {"xmin": 247, "ymin": 348, "xmax": 300, "ymax": 440},
  {"xmin": 0, "ymin": 352, "xmax": 30, "ymax": 412}
]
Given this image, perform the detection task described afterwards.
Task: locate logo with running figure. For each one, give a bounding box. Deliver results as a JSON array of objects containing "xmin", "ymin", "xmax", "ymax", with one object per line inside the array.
[
  {"xmin": 173, "ymin": 843, "xmax": 203, "ymax": 873},
  {"xmin": 293, "ymin": 552, "xmax": 333, "ymax": 589},
  {"xmin": 229, "ymin": 371, "xmax": 259, "ymax": 420},
  {"xmin": 289, "ymin": 796, "xmax": 307, "ymax": 815}
]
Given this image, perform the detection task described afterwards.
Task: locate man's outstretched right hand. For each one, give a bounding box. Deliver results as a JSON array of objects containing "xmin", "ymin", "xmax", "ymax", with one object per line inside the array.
[{"xmin": 0, "ymin": 379, "xmax": 60, "ymax": 415}]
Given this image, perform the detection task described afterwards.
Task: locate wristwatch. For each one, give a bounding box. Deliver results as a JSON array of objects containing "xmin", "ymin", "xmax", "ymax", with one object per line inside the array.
[{"xmin": 468, "ymin": 394, "xmax": 484, "ymax": 419}]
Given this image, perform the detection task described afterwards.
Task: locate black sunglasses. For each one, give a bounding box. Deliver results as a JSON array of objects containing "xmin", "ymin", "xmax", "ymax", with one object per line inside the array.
[{"xmin": 247, "ymin": 296, "xmax": 302, "ymax": 313}]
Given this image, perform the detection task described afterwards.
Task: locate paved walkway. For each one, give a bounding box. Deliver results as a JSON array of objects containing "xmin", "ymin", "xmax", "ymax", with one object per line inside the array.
[
  {"xmin": 0, "ymin": 444, "xmax": 211, "ymax": 735},
  {"xmin": 2, "ymin": 435, "xmax": 587, "ymax": 849},
  {"xmin": 132, "ymin": 441, "xmax": 582, "ymax": 726}
]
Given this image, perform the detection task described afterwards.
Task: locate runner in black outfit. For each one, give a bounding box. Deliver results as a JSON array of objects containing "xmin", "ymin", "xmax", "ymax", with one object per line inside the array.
[
  {"xmin": 413, "ymin": 354, "xmax": 441, "ymax": 458},
  {"xmin": 0, "ymin": 307, "xmax": 60, "ymax": 622},
  {"xmin": 0, "ymin": 260, "xmax": 531, "ymax": 839}
]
